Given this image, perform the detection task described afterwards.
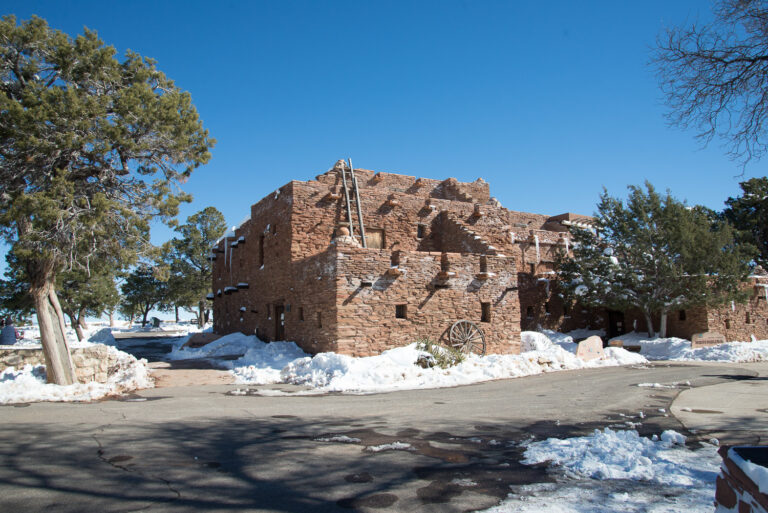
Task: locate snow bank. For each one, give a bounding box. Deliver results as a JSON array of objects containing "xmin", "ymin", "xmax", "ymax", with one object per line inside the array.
[
  {"xmin": 199, "ymin": 331, "xmax": 646, "ymax": 394},
  {"xmin": 483, "ymin": 428, "xmax": 720, "ymax": 513},
  {"xmin": 610, "ymin": 331, "xmax": 768, "ymax": 362},
  {"xmin": 0, "ymin": 345, "xmax": 153, "ymax": 404}
]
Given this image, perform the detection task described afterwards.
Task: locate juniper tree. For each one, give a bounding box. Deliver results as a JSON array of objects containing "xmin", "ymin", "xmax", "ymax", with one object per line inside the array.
[
  {"xmin": 557, "ymin": 183, "xmax": 753, "ymax": 337},
  {"xmin": 57, "ymin": 267, "xmax": 120, "ymax": 341},
  {"xmin": 724, "ymin": 177, "xmax": 768, "ymax": 269},
  {"xmin": 0, "ymin": 16, "xmax": 213, "ymax": 383}
]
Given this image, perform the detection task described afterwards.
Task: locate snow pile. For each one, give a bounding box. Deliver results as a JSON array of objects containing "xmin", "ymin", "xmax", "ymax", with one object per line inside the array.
[
  {"xmin": 729, "ymin": 448, "xmax": 768, "ymax": 495},
  {"xmin": 610, "ymin": 331, "xmax": 768, "ymax": 362},
  {"xmin": 0, "ymin": 344, "xmax": 153, "ymax": 404},
  {"xmin": 483, "ymin": 428, "xmax": 720, "ymax": 513},
  {"xmin": 538, "ymin": 329, "xmax": 605, "ymax": 353},
  {"xmin": 209, "ymin": 331, "xmax": 646, "ymax": 393}
]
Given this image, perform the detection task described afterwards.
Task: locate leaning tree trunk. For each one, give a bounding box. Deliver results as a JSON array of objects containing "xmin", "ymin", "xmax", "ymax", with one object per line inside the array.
[
  {"xmin": 659, "ymin": 310, "xmax": 668, "ymax": 338},
  {"xmin": 109, "ymin": 310, "xmax": 115, "ymax": 327},
  {"xmin": 79, "ymin": 310, "xmax": 88, "ymax": 330},
  {"xmin": 142, "ymin": 307, "xmax": 150, "ymax": 327},
  {"xmin": 66, "ymin": 312, "xmax": 85, "ymax": 342},
  {"xmin": 31, "ymin": 281, "xmax": 76, "ymax": 385},
  {"xmin": 49, "ymin": 288, "xmax": 69, "ymax": 347}
]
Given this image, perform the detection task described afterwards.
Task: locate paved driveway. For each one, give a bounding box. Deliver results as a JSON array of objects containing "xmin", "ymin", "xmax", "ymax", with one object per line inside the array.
[{"xmin": 1, "ymin": 362, "xmax": 767, "ymax": 512}]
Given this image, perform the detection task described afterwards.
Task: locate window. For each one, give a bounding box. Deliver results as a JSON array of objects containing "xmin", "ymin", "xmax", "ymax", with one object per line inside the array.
[
  {"xmin": 441, "ymin": 253, "xmax": 449, "ymax": 272},
  {"xmin": 317, "ymin": 312, "xmax": 322, "ymax": 328},
  {"xmin": 526, "ymin": 306, "xmax": 534, "ymax": 318},
  {"xmin": 679, "ymin": 310, "xmax": 686, "ymax": 321},
  {"xmin": 299, "ymin": 307, "xmax": 304, "ymax": 321},
  {"xmin": 529, "ymin": 263, "xmax": 536, "ymax": 274},
  {"xmin": 746, "ymin": 312, "xmax": 752, "ymax": 324},
  {"xmin": 545, "ymin": 301, "xmax": 551, "ymax": 315},
  {"xmin": 479, "ymin": 255, "xmax": 488, "ymax": 273},
  {"xmin": 396, "ymin": 304, "xmax": 407, "ymax": 319},
  {"xmin": 417, "ymin": 224, "xmax": 426, "ymax": 239},
  {"xmin": 481, "ymin": 302, "xmax": 491, "ymax": 323},
  {"xmin": 365, "ymin": 228, "xmax": 385, "ymax": 249},
  {"xmin": 725, "ymin": 318, "xmax": 731, "ymax": 329},
  {"xmin": 271, "ymin": 223, "xmax": 277, "ymax": 235}
]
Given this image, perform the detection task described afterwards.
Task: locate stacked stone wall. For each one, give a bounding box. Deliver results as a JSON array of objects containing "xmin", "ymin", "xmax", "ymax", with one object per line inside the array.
[
  {"xmin": 705, "ymin": 277, "xmax": 768, "ymax": 342},
  {"xmin": 0, "ymin": 345, "xmax": 122, "ymax": 384},
  {"xmin": 332, "ymin": 244, "xmax": 520, "ymax": 356}
]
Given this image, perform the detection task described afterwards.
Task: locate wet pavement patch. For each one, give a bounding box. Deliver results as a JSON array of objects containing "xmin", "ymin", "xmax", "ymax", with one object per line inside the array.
[
  {"xmin": 108, "ymin": 455, "xmax": 133, "ymax": 464},
  {"xmin": 337, "ymin": 493, "xmax": 398, "ymax": 509},
  {"xmin": 344, "ymin": 472, "xmax": 374, "ymax": 483},
  {"xmin": 416, "ymin": 481, "xmax": 464, "ymax": 503}
]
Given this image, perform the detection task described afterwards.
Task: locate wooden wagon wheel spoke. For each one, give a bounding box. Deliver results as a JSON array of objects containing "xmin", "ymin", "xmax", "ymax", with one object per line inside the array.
[{"xmin": 448, "ymin": 320, "xmax": 486, "ymax": 356}]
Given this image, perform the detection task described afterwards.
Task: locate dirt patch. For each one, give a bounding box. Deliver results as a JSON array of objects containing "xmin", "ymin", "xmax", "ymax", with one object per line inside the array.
[{"xmin": 148, "ymin": 362, "xmax": 235, "ymax": 387}]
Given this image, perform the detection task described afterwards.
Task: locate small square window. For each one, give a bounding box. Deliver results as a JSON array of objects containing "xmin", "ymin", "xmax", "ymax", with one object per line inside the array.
[
  {"xmin": 481, "ymin": 302, "xmax": 491, "ymax": 323},
  {"xmin": 526, "ymin": 306, "xmax": 533, "ymax": 319},
  {"xmin": 529, "ymin": 263, "xmax": 536, "ymax": 274},
  {"xmin": 746, "ymin": 312, "xmax": 752, "ymax": 324},
  {"xmin": 396, "ymin": 304, "xmax": 407, "ymax": 319},
  {"xmin": 299, "ymin": 307, "xmax": 304, "ymax": 321},
  {"xmin": 725, "ymin": 319, "xmax": 731, "ymax": 329},
  {"xmin": 479, "ymin": 255, "xmax": 488, "ymax": 273},
  {"xmin": 679, "ymin": 310, "xmax": 686, "ymax": 321},
  {"xmin": 417, "ymin": 224, "xmax": 426, "ymax": 239},
  {"xmin": 317, "ymin": 312, "xmax": 322, "ymax": 328},
  {"xmin": 544, "ymin": 301, "xmax": 551, "ymax": 315}
]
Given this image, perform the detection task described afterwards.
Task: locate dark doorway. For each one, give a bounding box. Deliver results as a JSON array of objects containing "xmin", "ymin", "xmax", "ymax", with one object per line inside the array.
[
  {"xmin": 275, "ymin": 305, "xmax": 285, "ymax": 341},
  {"xmin": 608, "ymin": 310, "xmax": 625, "ymax": 339}
]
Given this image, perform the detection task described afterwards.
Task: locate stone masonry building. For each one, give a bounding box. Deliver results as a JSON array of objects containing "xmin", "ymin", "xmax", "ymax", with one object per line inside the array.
[{"xmin": 210, "ymin": 162, "xmax": 768, "ymax": 356}]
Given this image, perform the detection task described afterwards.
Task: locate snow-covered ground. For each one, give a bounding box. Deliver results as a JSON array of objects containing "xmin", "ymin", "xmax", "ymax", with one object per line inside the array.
[
  {"xmin": 482, "ymin": 428, "xmax": 720, "ymax": 513},
  {"xmin": 0, "ymin": 322, "xmax": 167, "ymax": 404},
  {"xmin": 167, "ymin": 330, "xmax": 646, "ymax": 394},
  {"xmin": 601, "ymin": 330, "xmax": 768, "ymax": 362}
]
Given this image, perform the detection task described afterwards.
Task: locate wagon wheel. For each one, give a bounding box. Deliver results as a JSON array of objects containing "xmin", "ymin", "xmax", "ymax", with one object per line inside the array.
[{"xmin": 449, "ymin": 320, "xmax": 486, "ymax": 356}]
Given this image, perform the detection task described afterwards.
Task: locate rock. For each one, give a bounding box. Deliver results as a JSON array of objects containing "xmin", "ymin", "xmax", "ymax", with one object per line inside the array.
[{"xmin": 576, "ymin": 336, "xmax": 605, "ymax": 361}]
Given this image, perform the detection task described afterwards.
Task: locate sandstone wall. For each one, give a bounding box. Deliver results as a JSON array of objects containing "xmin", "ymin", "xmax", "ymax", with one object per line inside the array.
[
  {"xmin": 333, "ymin": 244, "xmax": 520, "ymax": 356},
  {"xmin": 0, "ymin": 345, "xmax": 122, "ymax": 384}
]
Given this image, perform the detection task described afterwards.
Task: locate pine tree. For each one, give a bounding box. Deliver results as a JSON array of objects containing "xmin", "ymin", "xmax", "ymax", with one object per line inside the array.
[
  {"xmin": 557, "ymin": 183, "xmax": 753, "ymax": 337},
  {"xmin": 57, "ymin": 267, "xmax": 120, "ymax": 341},
  {"xmin": 120, "ymin": 264, "xmax": 168, "ymax": 328},
  {"xmin": 0, "ymin": 16, "xmax": 214, "ymax": 384},
  {"xmin": 162, "ymin": 207, "xmax": 226, "ymax": 327},
  {"xmin": 724, "ymin": 177, "xmax": 768, "ymax": 269}
]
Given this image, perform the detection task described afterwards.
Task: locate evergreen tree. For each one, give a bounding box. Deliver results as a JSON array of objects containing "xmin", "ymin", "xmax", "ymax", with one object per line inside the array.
[
  {"xmin": 120, "ymin": 264, "xmax": 168, "ymax": 328},
  {"xmin": 0, "ymin": 17, "xmax": 213, "ymax": 384},
  {"xmin": 0, "ymin": 253, "xmax": 35, "ymax": 322},
  {"xmin": 557, "ymin": 183, "xmax": 753, "ymax": 337},
  {"xmin": 724, "ymin": 177, "xmax": 768, "ymax": 269},
  {"xmin": 162, "ymin": 207, "xmax": 226, "ymax": 327},
  {"xmin": 57, "ymin": 268, "xmax": 120, "ymax": 341}
]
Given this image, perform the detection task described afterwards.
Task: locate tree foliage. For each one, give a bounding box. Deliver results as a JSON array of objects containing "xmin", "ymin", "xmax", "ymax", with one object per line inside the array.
[
  {"xmin": 120, "ymin": 263, "xmax": 167, "ymax": 328},
  {"xmin": 0, "ymin": 16, "xmax": 214, "ymax": 383},
  {"xmin": 724, "ymin": 176, "xmax": 768, "ymax": 268},
  {"xmin": 161, "ymin": 207, "xmax": 226, "ymax": 327},
  {"xmin": 57, "ymin": 267, "xmax": 120, "ymax": 341},
  {"xmin": 556, "ymin": 183, "xmax": 753, "ymax": 336},
  {"xmin": 655, "ymin": 0, "xmax": 768, "ymax": 165}
]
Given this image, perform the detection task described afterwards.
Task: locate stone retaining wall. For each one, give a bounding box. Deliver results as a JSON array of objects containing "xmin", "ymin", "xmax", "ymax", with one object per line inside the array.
[{"xmin": 0, "ymin": 345, "xmax": 120, "ymax": 384}]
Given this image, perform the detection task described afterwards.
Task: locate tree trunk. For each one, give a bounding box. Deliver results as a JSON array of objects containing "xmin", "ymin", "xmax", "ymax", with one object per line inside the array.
[
  {"xmin": 198, "ymin": 300, "xmax": 205, "ymax": 328},
  {"xmin": 78, "ymin": 310, "xmax": 88, "ymax": 330},
  {"xmin": 48, "ymin": 288, "xmax": 69, "ymax": 347},
  {"xmin": 643, "ymin": 311, "xmax": 655, "ymax": 338},
  {"xmin": 175, "ymin": 305, "xmax": 180, "ymax": 323},
  {"xmin": 141, "ymin": 306, "xmax": 150, "ymax": 327},
  {"xmin": 127, "ymin": 315, "xmax": 134, "ymax": 328},
  {"xmin": 204, "ymin": 309, "xmax": 210, "ymax": 325},
  {"xmin": 66, "ymin": 311, "xmax": 85, "ymax": 342},
  {"xmin": 109, "ymin": 310, "xmax": 115, "ymax": 327},
  {"xmin": 659, "ymin": 310, "xmax": 668, "ymax": 338},
  {"xmin": 31, "ymin": 282, "xmax": 76, "ymax": 385}
]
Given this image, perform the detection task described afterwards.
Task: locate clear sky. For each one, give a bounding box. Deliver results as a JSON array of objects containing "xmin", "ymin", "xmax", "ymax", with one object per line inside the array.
[{"xmin": 2, "ymin": 1, "xmax": 766, "ymax": 254}]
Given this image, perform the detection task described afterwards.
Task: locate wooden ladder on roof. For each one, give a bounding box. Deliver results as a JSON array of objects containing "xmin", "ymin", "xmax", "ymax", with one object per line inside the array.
[{"xmin": 340, "ymin": 158, "xmax": 367, "ymax": 248}]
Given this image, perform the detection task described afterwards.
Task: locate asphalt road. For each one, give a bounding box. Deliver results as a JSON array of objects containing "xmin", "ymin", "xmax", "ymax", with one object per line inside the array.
[{"xmin": 1, "ymin": 361, "xmax": 767, "ymax": 512}]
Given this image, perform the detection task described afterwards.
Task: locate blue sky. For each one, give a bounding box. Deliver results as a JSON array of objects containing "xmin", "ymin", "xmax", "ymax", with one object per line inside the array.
[{"xmin": 2, "ymin": 1, "xmax": 766, "ymax": 257}]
